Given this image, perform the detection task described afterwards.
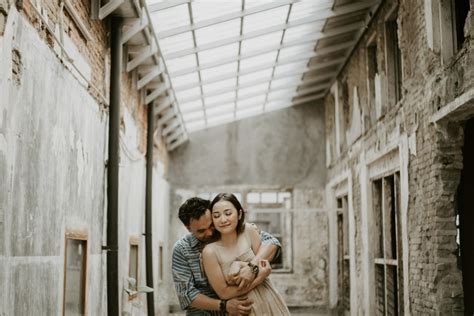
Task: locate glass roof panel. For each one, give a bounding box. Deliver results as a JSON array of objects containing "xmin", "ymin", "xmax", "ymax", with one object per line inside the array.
[
  {"xmin": 143, "ymin": 0, "xmax": 370, "ymax": 135},
  {"xmin": 180, "ymin": 101, "xmax": 203, "ymax": 113},
  {"xmin": 289, "ymin": 1, "xmax": 334, "ymax": 22},
  {"xmin": 239, "ymin": 51, "xmax": 278, "ymax": 72},
  {"xmin": 171, "ymin": 72, "xmax": 200, "ymax": 87},
  {"xmin": 207, "ymin": 113, "xmax": 234, "ymax": 126},
  {"xmin": 151, "ymin": 4, "xmax": 190, "ymax": 33},
  {"xmin": 284, "ymin": 23, "xmax": 324, "ymax": 40},
  {"xmin": 271, "ymin": 75, "xmax": 303, "ymax": 89},
  {"xmin": 238, "ymin": 68, "xmax": 274, "ymax": 85},
  {"xmin": 273, "ymin": 61, "xmax": 309, "ymax": 77},
  {"xmin": 159, "ymin": 32, "xmax": 195, "ymax": 55},
  {"xmin": 176, "ymin": 87, "xmax": 202, "ymax": 103},
  {"xmin": 202, "ymin": 78, "xmax": 238, "ymax": 94},
  {"xmin": 278, "ymin": 44, "xmax": 314, "ymax": 60},
  {"xmin": 238, "ymin": 82, "xmax": 270, "ymax": 97},
  {"xmin": 204, "ymin": 91, "xmax": 236, "ymax": 106},
  {"xmin": 191, "ymin": 1, "xmax": 241, "ymax": 23},
  {"xmin": 195, "ymin": 19, "xmax": 241, "ymax": 46},
  {"xmin": 198, "ymin": 42, "xmax": 239, "ymax": 65},
  {"xmin": 236, "ymin": 107, "xmax": 262, "ymax": 120},
  {"xmin": 200, "ymin": 62, "xmax": 238, "ymax": 81},
  {"xmin": 179, "ymin": 99, "xmax": 203, "ymax": 112},
  {"xmin": 243, "ymin": 6, "xmax": 290, "ymax": 33},
  {"xmin": 240, "ymin": 31, "xmax": 283, "ymax": 55},
  {"xmin": 182, "ymin": 110, "xmax": 205, "ymax": 122},
  {"xmin": 186, "ymin": 120, "xmax": 206, "ymax": 132},
  {"xmin": 267, "ymin": 88, "xmax": 297, "ymax": 101},
  {"xmin": 206, "ymin": 103, "xmax": 235, "ymax": 117},
  {"xmin": 237, "ymin": 95, "xmax": 266, "ymax": 109},
  {"xmin": 166, "ymin": 54, "xmax": 197, "ymax": 74}
]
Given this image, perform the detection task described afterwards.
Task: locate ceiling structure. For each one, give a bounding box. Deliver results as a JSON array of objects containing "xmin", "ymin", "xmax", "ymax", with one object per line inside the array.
[{"xmin": 95, "ymin": 0, "xmax": 380, "ymax": 150}]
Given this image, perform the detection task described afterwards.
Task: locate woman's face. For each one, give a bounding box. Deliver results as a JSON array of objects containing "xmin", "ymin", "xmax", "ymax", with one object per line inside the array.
[{"xmin": 211, "ymin": 200, "xmax": 241, "ymax": 234}]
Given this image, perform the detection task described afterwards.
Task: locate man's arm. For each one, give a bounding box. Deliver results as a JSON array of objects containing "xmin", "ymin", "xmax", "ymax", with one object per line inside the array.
[
  {"xmin": 172, "ymin": 242, "xmax": 252, "ymax": 314},
  {"xmin": 232, "ymin": 224, "xmax": 281, "ymax": 289}
]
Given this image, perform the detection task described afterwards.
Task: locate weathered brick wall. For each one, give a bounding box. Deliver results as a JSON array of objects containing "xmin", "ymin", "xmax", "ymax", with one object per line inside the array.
[
  {"xmin": 17, "ymin": 0, "xmax": 152, "ymax": 154},
  {"xmin": 325, "ymin": 0, "xmax": 472, "ymax": 313}
]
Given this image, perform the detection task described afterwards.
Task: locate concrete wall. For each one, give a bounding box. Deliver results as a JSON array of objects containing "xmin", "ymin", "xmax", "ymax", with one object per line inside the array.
[
  {"xmin": 0, "ymin": 6, "xmax": 171, "ymax": 315},
  {"xmin": 167, "ymin": 103, "xmax": 329, "ymax": 311},
  {"xmin": 324, "ymin": 0, "xmax": 473, "ymax": 314}
]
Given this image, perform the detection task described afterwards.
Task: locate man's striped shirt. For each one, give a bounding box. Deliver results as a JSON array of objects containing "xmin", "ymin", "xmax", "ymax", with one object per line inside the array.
[{"xmin": 172, "ymin": 230, "xmax": 281, "ymax": 315}]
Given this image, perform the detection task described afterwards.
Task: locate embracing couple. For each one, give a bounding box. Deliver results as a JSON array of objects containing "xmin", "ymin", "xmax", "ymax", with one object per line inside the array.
[{"xmin": 172, "ymin": 193, "xmax": 290, "ymax": 315}]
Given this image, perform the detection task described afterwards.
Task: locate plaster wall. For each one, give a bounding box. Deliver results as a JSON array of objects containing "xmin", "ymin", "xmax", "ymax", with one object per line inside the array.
[
  {"xmin": 0, "ymin": 8, "xmax": 172, "ymax": 315},
  {"xmin": 0, "ymin": 9, "xmax": 107, "ymax": 315},
  {"xmin": 167, "ymin": 103, "xmax": 329, "ymax": 310}
]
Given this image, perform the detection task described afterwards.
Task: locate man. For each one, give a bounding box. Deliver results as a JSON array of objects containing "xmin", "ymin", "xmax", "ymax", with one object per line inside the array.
[{"xmin": 172, "ymin": 197, "xmax": 281, "ymax": 315}]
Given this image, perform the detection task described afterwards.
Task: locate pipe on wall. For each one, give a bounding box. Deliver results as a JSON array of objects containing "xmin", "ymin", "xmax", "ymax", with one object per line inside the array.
[
  {"xmin": 145, "ymin": 101, "xmax": 156, "ymax": 315},
  {"xmin": 107, "ymin": 16, "xmax": 122, "ymax": 316}
]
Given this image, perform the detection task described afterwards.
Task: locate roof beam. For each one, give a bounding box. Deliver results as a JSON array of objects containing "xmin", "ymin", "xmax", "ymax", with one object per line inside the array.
[
  {"xmin": 155, "ymin": 95, "xmax": 175, "ymax": 114},
  {"xmin": 165, "ymin": 1, "xmax": 376, "ymax": 59},
  {"xmin": 182, "ymin": 80, "xmax": 330, "ymax": 116},
  {"xmin": 99, "ymin": 0, "xmax": 124, "ymax": 20},
  {"xmin": 171, "ymin": 21, "xmax": 363, "ymax": 77},
  {"xmin": 157, "ymin": 0, "xmax": 297, "ymax": 39},
  {"xmin": 127, "ymin": 44, "xmax": 158, "ymax": 72},
  {"xmin": 137, "ymin": 65, "xmax": 164, "ymax": 90},
  {"xmin": 158, "ymin": 108, "xmax": 177, "ymax": 126},
  {"xmin": 177, "ymin": 71, "xmax": 336, "ymax": 104},
  {"xmin": 148, "ymin": 0, "xmax": 192, "ymax": 12},
  {"xmin": 162, "ymin": 119, "xmax": 181, "ymax": 135},
  {"xmin": 145, "ymin": 82, "xmax": 169, "ymax": 104},
  {"xmin": 168, "ymin": 136, "xmax": 188, "ymax": 151},
  {"xmin": 174, "ymin": 42, "xmax": 353, "ymax": 92},
  {"xmin": 122, "ymin": 13, "xmax": 149, "ymax": 44},
  {"xmin": 185, "ymin": 92, "xmax": 326, "ymax": 133}
]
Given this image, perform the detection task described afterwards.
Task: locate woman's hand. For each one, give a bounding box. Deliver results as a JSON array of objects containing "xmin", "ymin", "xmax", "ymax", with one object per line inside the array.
[{"xmin": 258, "ymin": 259, "xmax": 272, "ymax": 278}]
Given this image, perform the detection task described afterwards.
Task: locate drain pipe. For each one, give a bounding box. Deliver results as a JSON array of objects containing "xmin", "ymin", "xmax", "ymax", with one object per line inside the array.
[
  {"xmin": 145, "ymin": 102, "xmax": 156, "ymax": 315},
  {"xmin": 106, "ymin": 16, "xmax": 122, "ymax": 316}
]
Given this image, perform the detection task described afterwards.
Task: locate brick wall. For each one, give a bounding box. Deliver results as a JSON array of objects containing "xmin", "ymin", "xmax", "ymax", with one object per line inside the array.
[{"xmin": 325, "ymin": 0, "xmax": 472, "ymax": 313}]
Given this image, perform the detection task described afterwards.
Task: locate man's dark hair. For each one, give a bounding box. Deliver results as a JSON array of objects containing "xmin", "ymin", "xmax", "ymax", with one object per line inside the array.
[{"xmin": 178, "ymin": 197, "xmax": 211, "ymax": 226}]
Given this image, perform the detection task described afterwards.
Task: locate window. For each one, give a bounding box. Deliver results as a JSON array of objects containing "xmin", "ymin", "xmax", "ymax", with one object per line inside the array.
[
  {"xmin": 246, "ymin": 190, "xmax": 293, "ymax": 271},
  {"xmin": 372, "ymin": 173, "xmax": 404, "ymax": 315},
  {"xmin": 246, "ymin": 190, "xmax": 292, "ymax": 209},
  {"xmin": 337, "ymin": 196, "xmax": 350, "ymax": 313},
  {"xmin": 367, "ymin": 40, "xmax": 378, "ymax": 112},
  {"xmin": 425, "ymin": 0, "xmax": 470, "ymax": 64},
  {"xmin": 63, "ymin": 235, "xmax": 87, "ymax": 315},
  {"xmin": 385, "ymin": 8, "xmax": 403, "ymax": 105},
  {"xmin": 129, "ymin": 243, "xmax": 139, "ymax": 283},
  {"xmin": 158, "ymin": 243, "xmax": 164, "ymax": 281}
]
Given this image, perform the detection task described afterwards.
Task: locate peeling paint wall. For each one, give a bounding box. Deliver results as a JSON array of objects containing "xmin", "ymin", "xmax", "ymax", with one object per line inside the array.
[
  {"xmin": 324, "ymin": 0, "xmax": 473, "ymax": 314},
  {"xmin": 0, "ymin": 6, "xmax": 171, "ymax": 315},
  {"xmin": 167, "ymin": 103, "xmax": 329, "ymax": 311}
]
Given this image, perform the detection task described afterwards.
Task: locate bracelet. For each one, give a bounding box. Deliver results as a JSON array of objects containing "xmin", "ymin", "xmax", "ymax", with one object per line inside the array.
[
  {"xmin": 247, "ymin": 261, "xmax": 259, "ymax": 277},
  {"xmin": 219, "ymin": 299, "xmax": 227, "ymax": 313}
]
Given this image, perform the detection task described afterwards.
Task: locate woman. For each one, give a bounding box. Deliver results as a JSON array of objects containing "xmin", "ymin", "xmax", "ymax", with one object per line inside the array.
[{"xmin": 202, "ymin": 193, "xmax": 290, "ymax": 315}]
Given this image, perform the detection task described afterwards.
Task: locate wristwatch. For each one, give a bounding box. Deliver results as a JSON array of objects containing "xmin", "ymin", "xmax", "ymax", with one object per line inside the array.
[{"xmin": 247, "ymin": 261, "xmax": 259, "ymax": 277}]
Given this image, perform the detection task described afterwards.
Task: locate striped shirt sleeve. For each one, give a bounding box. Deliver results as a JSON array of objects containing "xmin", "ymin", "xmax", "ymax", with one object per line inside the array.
[
  {"xmin": 260, "ymin": 230, "xmax": 282, "ymax": 264},
  {"xmin": 172, "ymin": 242, "xmax": 200, "ymax": 310}
]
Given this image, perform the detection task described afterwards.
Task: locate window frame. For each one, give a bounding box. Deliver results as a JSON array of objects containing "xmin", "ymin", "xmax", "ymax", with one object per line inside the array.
[{"xmin": 63, "ymin": 231, "xmax": 88, "ymax": 316}]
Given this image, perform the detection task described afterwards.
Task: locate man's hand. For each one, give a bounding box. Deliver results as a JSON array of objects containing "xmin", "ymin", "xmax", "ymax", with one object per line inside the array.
[
  {"xmin": 235, "ymin": 264, "xmax": 256, "ymax": 290},
  {"xmin": 226, "ymin": 296, "xmax": 253, "ymax": 315}
]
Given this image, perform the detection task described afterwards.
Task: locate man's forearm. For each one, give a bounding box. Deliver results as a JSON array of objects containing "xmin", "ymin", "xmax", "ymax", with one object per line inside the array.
[
  {"xmin": 251, "ymin": 243, "xmax": 278, "ymax": 264},
  {"xmin": 189, "ymin": 294, "xmax": 220, "ymax": 311}
]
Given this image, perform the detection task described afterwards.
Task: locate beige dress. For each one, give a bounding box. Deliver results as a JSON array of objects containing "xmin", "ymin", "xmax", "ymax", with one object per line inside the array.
[{"xmin": 208, "ymin": 229, "xmax": 290, "ymax": 316}]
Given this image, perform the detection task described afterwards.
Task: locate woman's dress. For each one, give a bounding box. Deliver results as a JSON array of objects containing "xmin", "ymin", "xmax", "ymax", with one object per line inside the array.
[{"xmin": 208, "ymin": 229, "xmax": 290, "ymax": 316}]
